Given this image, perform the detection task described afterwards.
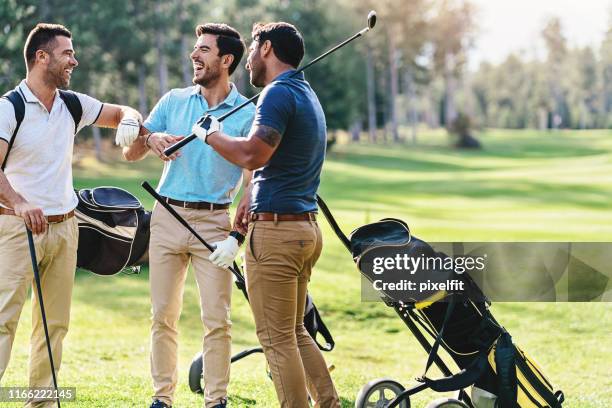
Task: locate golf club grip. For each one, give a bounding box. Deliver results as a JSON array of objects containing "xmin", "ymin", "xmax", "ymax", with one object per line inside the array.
[
  {"xmin": 141, "ymin": 181, "xmax": 243, "ymax": 279},
  {"xmin": 164, "ymin": 133, "xmax": 196, "ymax": 156}
]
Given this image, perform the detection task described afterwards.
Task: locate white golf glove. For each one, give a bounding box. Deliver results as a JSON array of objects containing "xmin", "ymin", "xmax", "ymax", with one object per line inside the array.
[
  {"xmin": 192, "ymin": 115, "xmax": 222, "ymax": 144},
  {"xmin": 115, "ymin": 117, "xmax": 141, "ymax": 147},
  {"xmin": 209, "ymin": 236, "xmax": 239, "ymax": 268}
]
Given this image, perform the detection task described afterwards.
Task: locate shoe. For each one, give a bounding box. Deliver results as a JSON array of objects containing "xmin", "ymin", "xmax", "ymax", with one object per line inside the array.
[
  {"xmin": 150, "ymin": 400, "xmax": 172, "ymax": 408},
  {"xmin": 211, "ymin": 398, "xmax": 227, "ymax": 408}
]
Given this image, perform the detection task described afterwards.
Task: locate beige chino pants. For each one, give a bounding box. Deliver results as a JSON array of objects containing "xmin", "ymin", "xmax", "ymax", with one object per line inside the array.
[
  {"xmin": 0, "ymin": 214, "xmax": 78, "ymax": 408},
  {"xmin": 245, "ymin": 220, "xmax": 340, "ymax": 408},
  {"xmin": 149, "ymin": 203, "xmax": 233, "ymax": 408}
]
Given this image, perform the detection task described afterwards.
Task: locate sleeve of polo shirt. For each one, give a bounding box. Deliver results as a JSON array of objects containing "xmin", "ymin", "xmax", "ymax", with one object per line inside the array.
[
  {"xmin": 143, "ymin": 91, "xmax": 172, "ymax": 133},
  {"xmin": 75, "ymin": 92, "xmax": 104, "ymax": 133},
  {"xmin": 253, "ymin": 84, "xmax": 294, "ymax": 137},
  {"xmin": 0, "ymin": 98, "xmax": 17, "ymax": 144},
  {"xmin": 240, "ymin": 105, "xmax": 256, "ymax": 138}
]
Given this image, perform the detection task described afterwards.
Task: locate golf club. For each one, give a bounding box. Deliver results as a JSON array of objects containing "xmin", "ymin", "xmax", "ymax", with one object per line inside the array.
[
  {"xmin": 163, "ymin": 10, "xmax": 378, "ymax": 157},
  {"xmin": 141, "ymin": 181, "xmax": 248, "ymax": 299},
  {"xmin": 25, "ymin": 228, "xmax": 61, "ymax": 408}
]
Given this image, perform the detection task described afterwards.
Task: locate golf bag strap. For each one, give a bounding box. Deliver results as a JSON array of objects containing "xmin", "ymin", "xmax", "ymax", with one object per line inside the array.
[
  {"xmin": 422, "ymin": 352, "xmax": 489, "ymax": 392},
  {"xmin": 495, "ymin": 331, "xmax": 518, "ymax": 407},
  {"xmin": 419, "ymin": 297, "xmax": 456, "ymax": 381},
  {"xmin": 58, "ymin": 90, "xmax": 82, "ymax": 134},
  {"xmin": 316, "ymin": 194, "xmax": 351, "ymax": 251},
  {"xmin": 1, "ymin": 90, "xmax": 25, "ymax": 171},
  {"xmin": 311, "ymin": 303, "xmax": 335, "ymax": 352}
]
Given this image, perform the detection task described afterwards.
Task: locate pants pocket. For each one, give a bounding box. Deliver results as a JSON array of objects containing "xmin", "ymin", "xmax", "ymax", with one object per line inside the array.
[{"xmin": 247, "ymin": 223, "xmax": 265, "ymax": 263}]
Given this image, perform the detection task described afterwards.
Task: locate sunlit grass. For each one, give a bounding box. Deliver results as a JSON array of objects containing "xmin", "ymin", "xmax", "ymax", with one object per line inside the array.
[{"xmin": 3, "ymin": 129, "xmax": 611, "ymax": 407}]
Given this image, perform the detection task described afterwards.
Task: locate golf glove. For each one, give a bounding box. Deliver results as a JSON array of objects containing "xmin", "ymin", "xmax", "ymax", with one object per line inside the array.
[
  {"xmin": 209, "ymin": 235, "xmax": 239, "ymax": 268},
  {"xmin": 115, "ymin": 117, "xmax": 141, "ymax": 147},
  {"xmin": 192, "ymin": 115, "xmax": 222, "ymax": 144}
]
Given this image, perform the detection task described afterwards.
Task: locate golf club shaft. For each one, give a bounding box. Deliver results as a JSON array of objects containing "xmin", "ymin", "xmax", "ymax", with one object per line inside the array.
[
  {"xmin": 141, "ymin": 181, "xmax": 247, "ymax": 295},
  {"xmin": 163, "ymin": 26, "xmax": 371, "ymax": 157},
  {"xmin": 26, "ymin": 228, "xmax": 61, "ymax": 408}
]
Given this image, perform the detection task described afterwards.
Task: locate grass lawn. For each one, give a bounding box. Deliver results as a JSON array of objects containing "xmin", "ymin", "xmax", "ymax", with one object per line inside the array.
[{"xmin": 3, "ymin": 129, "xmax": 612, "ymax": 407}]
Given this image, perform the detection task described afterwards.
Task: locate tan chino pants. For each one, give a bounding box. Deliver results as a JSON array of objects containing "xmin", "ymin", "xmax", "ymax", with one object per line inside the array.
[
  {"xmin": 245, "ymin": 220, "xmax": 340, "ymax": 408},
  {"xmin": 0, "ymin": 214, "xmax": 78, "ymax": 408},
  {"xmin": 149, "ymin": 203, "xmax": 233, "ymax": 408}
]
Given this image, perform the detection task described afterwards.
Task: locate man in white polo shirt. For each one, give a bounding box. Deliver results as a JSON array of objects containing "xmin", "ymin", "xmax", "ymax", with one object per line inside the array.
[{"xmin": 0, "ymin": 23, "xmax": 142, "ymax": 405}]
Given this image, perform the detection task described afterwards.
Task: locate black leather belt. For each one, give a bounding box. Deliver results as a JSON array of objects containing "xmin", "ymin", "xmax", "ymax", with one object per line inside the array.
[{"xmin": 161, "ymin": 196, "xmax": 230, "ymax": 210}]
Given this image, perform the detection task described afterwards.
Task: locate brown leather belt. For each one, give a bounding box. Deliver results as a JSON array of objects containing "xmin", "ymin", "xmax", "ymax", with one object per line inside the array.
[
  {"xmin": 249, "ymin": 212, "xmax": 317, "ymax": 222},
  {"xmin": 0, "ymin": 208, "xmax": 75, "ymax": 224},
  {"xmin": 161, "ymin": 196, "xmax": 230, "ymax": 210}
]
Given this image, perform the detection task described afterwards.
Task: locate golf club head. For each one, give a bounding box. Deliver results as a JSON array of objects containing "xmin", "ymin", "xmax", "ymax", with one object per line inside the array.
[{"xmin": 367, "ymin": 10, "xmax": 377, "ymax": 30}]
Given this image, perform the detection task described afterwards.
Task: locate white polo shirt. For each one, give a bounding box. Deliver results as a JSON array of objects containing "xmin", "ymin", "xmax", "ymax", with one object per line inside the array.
[{"xmin": 0, "ymin": 80, "xmax": 103, "ymax": 215}]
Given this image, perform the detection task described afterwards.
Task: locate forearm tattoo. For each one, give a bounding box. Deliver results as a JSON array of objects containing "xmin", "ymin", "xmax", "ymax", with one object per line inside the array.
[{"xmin": 253, "ymin": 125, "xmax": 282, "ymax": 148}]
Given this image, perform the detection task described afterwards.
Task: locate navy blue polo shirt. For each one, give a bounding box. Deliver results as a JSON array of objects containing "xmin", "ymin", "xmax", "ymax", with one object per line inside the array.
[{"xmin": 250, "ymin": 70, "xmax": 326, "ymax": 214}]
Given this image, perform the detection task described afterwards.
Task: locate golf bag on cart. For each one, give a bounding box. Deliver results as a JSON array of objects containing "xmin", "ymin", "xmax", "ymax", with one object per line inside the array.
[
  {"xmin": 316, "ymin": 195, "xmax": 564, "ymax": 408},
  {"xmin": 75, "ymin": 187, "xmax": 151, "ymax": 275}
]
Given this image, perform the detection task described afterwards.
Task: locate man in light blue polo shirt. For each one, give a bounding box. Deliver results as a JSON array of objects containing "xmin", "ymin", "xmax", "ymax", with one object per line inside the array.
[{"xmin": 123, "ymin": 23, "xmax": 254, "ymax": 408}]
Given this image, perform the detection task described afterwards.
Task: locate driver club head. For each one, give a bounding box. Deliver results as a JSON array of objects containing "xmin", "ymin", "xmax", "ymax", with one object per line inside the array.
[{"xmin": 367, "ymin": 10, "xmax": 377, "ymax": 30}]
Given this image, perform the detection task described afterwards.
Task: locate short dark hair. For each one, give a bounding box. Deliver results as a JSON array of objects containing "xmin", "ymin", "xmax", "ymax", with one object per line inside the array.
[
  {"xmin": 252, "ymin": 22, "xmax": 304, "ymax": 69},
  {"xmin": 195, "ymin": 23, "xmax": 245, "ymax": 75},
  {"xmin": 24, "ymin": 23, "xmax": 72, "ymax": 70}
]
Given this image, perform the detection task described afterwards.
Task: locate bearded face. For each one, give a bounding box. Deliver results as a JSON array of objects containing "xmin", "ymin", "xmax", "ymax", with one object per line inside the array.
[
  {"xmin": 191, "ymin": 34, "xmax": 224, "ymax": 88},
  {"xmin": 246, "ymin": 41, "xmax": 266, "ymax": 88},
  {"xmin": 44, "ymin": 36, "xmax": 77, "ymax": 89}
]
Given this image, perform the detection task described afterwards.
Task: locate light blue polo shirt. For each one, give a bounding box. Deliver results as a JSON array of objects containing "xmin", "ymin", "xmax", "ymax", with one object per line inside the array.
[{"xmin": 144, "ymin": 84, "xmax": 255, "ymax": 203}]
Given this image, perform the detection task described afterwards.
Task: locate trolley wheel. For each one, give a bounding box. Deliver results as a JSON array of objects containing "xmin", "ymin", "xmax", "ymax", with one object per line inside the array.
[
  {"xmin": 355, "ymin": 378, "xmax": 408, "ymax": 408},
  {"xmin": 188, "ymin": 352, "xmax": 203, "ymax": 394},
  {"xmin": 425, "ymin": 398, "xmax": 470, "ymax": 408}
]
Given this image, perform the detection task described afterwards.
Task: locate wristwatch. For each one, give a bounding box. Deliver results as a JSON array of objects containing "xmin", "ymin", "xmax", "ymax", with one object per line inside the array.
[{"xmin": 229, "ymin": 230, "xmax": 245, "ymax": 246}]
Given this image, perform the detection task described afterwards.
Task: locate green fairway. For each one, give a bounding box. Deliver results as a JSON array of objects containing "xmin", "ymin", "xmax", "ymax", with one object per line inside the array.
[{"xmin": 4, "ymin": 129, "xmax": 612, "ymax": 407}]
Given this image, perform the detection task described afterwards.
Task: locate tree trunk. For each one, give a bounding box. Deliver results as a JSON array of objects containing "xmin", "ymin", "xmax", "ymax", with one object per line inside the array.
[
  {"xmin": 388, "ymin": 33, "xmax": 399, "ymax": 142},
  {"xmin": 178, "ymin": 0, "xmax": 191, "ymax": 86},
  {"xmin": 351, "ymin": 120, "xmax": 362, "ymax": 142},
  {"xmin": 366, "ymin": 46, "xmax": 377, "ymax": 143},
  {"xmin": 138, "ymin": 64, "xmax": 148, "ymax": 116},
  {"xmin": 403, "ymin": 68, "xmax": 418, "ymax": 144},
  {"xmin": 39, "ymin": 0, "xmax": 50, "ymax": 20},
  {"xmin": 156, "ymin": 1, "xmax": 169, "ymax": 98},
  {"xmin": 444, "ymin": 52, "xmax": 457, "ymax": 128}
]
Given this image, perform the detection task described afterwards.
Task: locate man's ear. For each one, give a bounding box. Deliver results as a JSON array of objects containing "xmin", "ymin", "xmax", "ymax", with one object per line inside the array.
[
  {"xmin": 222, "ymin": 54, "xmax": 234, "ymax": 71},
  {"xmin": 35, "ymin": 49, "xmax": 49, "ymax": 66},
  {"xmin": 261, "ymin": 40, "xmax": 272, "ymax": 57}
]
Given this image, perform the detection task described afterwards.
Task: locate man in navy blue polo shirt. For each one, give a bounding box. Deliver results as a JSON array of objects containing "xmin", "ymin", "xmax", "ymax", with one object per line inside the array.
[
  {"xmin": 123, "ymin": 23, "xmax": 254, "ymax": 408},
  {"xmin": 196, "ymin": 22, "xmax": 340, "ymax": 408}
]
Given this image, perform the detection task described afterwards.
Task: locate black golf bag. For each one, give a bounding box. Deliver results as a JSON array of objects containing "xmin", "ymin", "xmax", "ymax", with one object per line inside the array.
[
  {"xmin": 317, "ymin": 196, "xmax": 564, "ymax": 408},
  {"xmin": 75, "ymin": 187, "xmax": 151, "ymax": 275}
]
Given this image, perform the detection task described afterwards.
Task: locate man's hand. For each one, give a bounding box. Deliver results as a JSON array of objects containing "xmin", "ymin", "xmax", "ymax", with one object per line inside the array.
[
  {"xmin": 13, "ymin": 200, "xmax": 47, "ymax": 235},
  {"xmin": 209, "ymin": 236, "xmax": 240, "ymax": 268},
  {"xmin": 192, "ymin": 115, "xmax": 222, "ymax": 144},
  {"xmin": 115, "ymin": 117, "xmax": 141, "ymax": 147},
  {"xmin": 233, "ymin": 194, "xmax": 250, "ymax": 235},
  {"xmin": 147, "ymin": 133, "xmax": 184, "ymax": 161}
]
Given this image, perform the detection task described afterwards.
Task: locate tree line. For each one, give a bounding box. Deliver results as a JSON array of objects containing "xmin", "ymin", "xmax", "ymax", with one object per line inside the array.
[{"xmin": 1, "ymin": 0, "xmax": 610, "ymax": 147}]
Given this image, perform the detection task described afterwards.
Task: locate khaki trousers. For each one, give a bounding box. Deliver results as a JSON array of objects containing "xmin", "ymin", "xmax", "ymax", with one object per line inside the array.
[
  {"xmin": 0, "ymin": 215, "xmax": 78, "ymax": 408},
  {"xmin": 245, "ymin": 220, "xmax": 340, "ymax": 408},
  {"xmin": 149, "ymin": 203, "xmax": 232, "ymax": 408}
]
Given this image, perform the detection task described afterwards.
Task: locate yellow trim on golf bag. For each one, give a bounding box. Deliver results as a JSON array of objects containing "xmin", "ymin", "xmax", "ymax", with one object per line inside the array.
[{"xmin": 488, "ymin": 339, "xmax": 559, "ymax": 408}]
